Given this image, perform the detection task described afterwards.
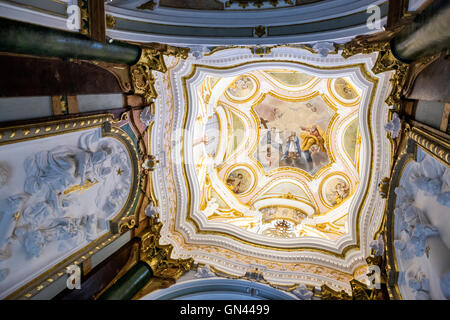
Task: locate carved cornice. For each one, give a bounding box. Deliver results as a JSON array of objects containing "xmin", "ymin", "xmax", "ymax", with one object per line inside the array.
[{"xmin": 408, "ymin": 126, "xmax": 450, "ymax": 165}]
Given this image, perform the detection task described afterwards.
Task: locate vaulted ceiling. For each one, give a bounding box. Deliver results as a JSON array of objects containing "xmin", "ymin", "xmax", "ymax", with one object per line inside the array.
[
  {"xmin": 151, "ymin": 46, "xmax": 394, "ymax": 292},
  {"xmin": 192, "ymin": 69, "xmax": 361, "ymax": 242}
]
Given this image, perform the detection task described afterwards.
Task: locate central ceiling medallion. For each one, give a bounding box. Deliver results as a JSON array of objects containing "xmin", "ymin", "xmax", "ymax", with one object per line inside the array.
[{"xmin": 193, "ymin": 69, "xmax": 362, "ymax": 241}]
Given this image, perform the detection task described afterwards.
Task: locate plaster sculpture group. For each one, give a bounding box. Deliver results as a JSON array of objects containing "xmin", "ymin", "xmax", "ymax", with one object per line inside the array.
[
  {"xmin": 0, "ymin": 129, "xmax": 132, "ymax": 298},
  {"xmin": 393, "ymin": 148, "xmax": 450, "ymax": 299}
]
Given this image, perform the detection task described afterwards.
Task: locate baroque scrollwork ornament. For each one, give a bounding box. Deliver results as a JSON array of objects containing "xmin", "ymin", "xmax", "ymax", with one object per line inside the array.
[
  {"xmin": 130, "ymin": 46, "xmax": 189, "ymax": 109},
  {"xmin": 320, "ymin": 284, "xmax": 352, "ymax": 300},
  {"xmin": 131, "ymin": 48, "xmax": 167, "ymax": 106},
  {"xmin": 378, "ymin": 177, "xmax": 391, "ymax": 199},
  {"xmin": 342, "ymin": 41, "xmax": 410, "ymax": 109},
  {"xmin": 350, "ymin": 279, "xmax": 380, "ymax": 300},
  {"xmin": 164, "ymin": 45, "xmax": 190, "ymax": 60},
  {"xmin": 320, "ymin": 280, "xmax": 382, "ymax": 300},
  {"xmin": 139, "ymin": 218, "xmax": 194, "ymax": 281},
  {"xmin": 141, "ymin": 155, "xmax": 159, "ymax": 172},
  {"xmin": 118, "ymin": 215, "xmax": 137, "ymax": 234}
]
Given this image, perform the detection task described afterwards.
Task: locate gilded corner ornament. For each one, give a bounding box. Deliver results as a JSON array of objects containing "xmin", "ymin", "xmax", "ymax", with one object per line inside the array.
[
  {"xmin": 131, "ymin": 48, "xmax": 167, "ymax": 105},
  {"xmin": 342, "ymin": 41, "xmax": 410, "ymax": 108},
  {"xmin": 254, "ymin": 26, "xmax": 266, "ymax": 38},
  {"xmin": 164, "ymin": 45, "xmax": 190, "ymax": 60},
  {"xmin": 320, "ymin": 284, "xmax": 351, "ymax": 300},
  {"xmin": 378, "ymin": 177, "xmax": 391, "ymax": 199},
  {"xmin": 320, "ymin": 280, "xmax": 381, "ymax": 300},
  {"xmin": 130, "ymin": 46, "xmax": 190, "ymax": 106},
  {"xmin": 141, "ymin": 154, "xmax": 159, "ymax": 172},
  {"xmin": 349, "ymin": 279, "xmax": 380, "ymax": 300},
  {"xmin": 106, "ymin": 15, "xmax": 116, "ymax": 29},
  {"xmin": 78, "ymin": 0, "xmax": 90, "ymax": 36},
  {"xmin": 139, "ymin": 219, "xmax": 194, "ymax": 281}
]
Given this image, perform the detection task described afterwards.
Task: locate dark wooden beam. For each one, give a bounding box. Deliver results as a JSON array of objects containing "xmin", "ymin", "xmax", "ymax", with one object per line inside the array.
[
  {"xmin": 53, "ymin": 239, "xmax": 139, "ymax": 300},
  {"xmin": 387, "ymin": 0, "xmax": 408, "ymax": 30},
  {"xmin": 88, "ymin": 0, "xmax": 106, "ymax": 43},
  {"xmin": 0, "ymin": 54, "xmax": 123, "ymax": 97}
]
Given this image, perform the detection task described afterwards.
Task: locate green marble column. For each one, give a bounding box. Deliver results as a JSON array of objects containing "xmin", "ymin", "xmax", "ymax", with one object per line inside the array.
[
  {"xmin": 98, "ymin": 261, "xmax": 153, "ymax": 300},
  {"xmin": 0, "ymin": 17, "xmax": 141, "ymax": 65},
  {"xmin": 391, "ymin": 0, "xmax": 450, "ymax": 63}
]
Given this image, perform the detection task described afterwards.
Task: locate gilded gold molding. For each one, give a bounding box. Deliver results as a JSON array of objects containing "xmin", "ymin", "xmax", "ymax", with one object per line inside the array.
[
  {"xmin": 321, "ymin": 279, "xmax": 382, "ymax": 300},
  {"xmin": 409, "ymin": 126, "xmax": 450, "ymax": 165},
  {"xmin": 164, "ymin": 45, "xmax": 190, "ymax": 60},
  {"xmin": 118, "ymin": 215, "xmax": 137, "ymax": 233},
  {"xmin": 320, "ymin": 284, "xmax": 352, "ymax": 300},
  {"xmin": 0, "ymin": 114, "xmax": 110, "ymax": 145}
]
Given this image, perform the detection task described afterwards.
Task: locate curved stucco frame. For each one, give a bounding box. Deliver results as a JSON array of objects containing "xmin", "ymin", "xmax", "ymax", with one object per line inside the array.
[
  {"xmin": 153, "ymin": 47, "xmax": 393, "ymax": 292},
  {"xmin": 142, "ymin": 277, "xmax": 297, "ymax": 300}
]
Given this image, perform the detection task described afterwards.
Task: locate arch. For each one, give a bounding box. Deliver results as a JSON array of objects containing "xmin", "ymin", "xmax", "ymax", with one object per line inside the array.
[{"xmin": 141, "ymin": 278, "xmax": 297, "ymax": 300}]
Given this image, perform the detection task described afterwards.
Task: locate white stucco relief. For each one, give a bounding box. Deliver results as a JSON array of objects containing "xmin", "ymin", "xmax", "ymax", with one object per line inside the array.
[{"xmin": 0, "ymin": 128, "xmax": 132, "ymax": 298}]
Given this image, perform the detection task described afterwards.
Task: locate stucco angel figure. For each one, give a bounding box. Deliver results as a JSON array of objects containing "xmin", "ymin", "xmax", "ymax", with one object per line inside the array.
[
  {"xmin": 384, "ymin": 112, "xmax": 401, "ymax": 139},
  {"xmin": 292, "ymin": 284, "xmax": 314, "ymax": 300},
  {"xmin": 406, "ymin": 267, "xmax": 431, "ymax": 300},
  {"xmin": 22, "ymin": 215, "xmax": 99, "ymax": 259},
  {"xmin": 140, "ymin": 106, "xmax": 155, "ymax": 128},
  {"xmin": 195, "ymin": 265, "xmax": 216, "ymax": 279},
  {"xmin": 24, "ymin": 131, "xmax": 114, "ymax": 214}
]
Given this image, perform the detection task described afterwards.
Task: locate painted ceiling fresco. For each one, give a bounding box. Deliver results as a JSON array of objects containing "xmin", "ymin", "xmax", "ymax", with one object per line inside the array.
[{"xmin": 192, "ymin": 69, "xmax": 362, "ymax": 242}]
